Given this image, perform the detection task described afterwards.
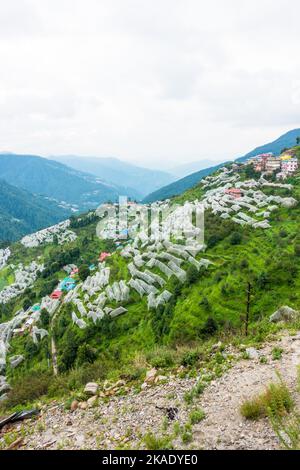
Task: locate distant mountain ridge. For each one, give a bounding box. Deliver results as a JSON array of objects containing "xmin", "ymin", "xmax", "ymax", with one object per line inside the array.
[
  {"xmin": 169, "ymin": 159, "xmax": 224, "ymax": 178},
  {"xmin": 143, "ymin": 128, "xmax": 300, "ymax": 203},
  {"xmin": 236, "ymin": 128, "xmax": 300, "ymax": 162},
  {"xmin": 143, "ymin": 162, "xmax": 228, "ymax": 203},
  {"xmin": 0, "ymin": 153, "xmax": 140, "ymax": 210},
  {"xmin": 0, "ymin": 179, "xmax": 69, "ymax": 241},
  {"xmin": 51, "ymin": 155, "xmax": 176, "ymax": 198}
]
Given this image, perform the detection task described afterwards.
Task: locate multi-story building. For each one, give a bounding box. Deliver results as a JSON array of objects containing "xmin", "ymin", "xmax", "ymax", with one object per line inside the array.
[
  {"xmin": 281, "ymin": 158, "xmax": 298, "ymax": 174},
  {"xmin": 265, "ymin": 158, "xmax": 281, "ymax": 173}
]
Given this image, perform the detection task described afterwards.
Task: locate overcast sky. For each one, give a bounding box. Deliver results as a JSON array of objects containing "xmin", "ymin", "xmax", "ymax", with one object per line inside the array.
[{"xmin": 0, "ymin": 0, "xmax": 299, "ymax": 169}]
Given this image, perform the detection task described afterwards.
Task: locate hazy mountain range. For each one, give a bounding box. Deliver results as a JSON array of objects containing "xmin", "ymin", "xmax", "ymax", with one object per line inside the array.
[
  {"xmin": 168, "ymin": 159, "xmax": 225, "ymax": 178},
  {"xmin": 0, "ymin": 128, "xmax": 299, "ymax": 240},
  {"xmin": 0, "ymin": 153, "xmax": 141, "ymax": 209},
  {"xmin": 51, "ymin": 155, "xmax": 176, "ymax": 198}
]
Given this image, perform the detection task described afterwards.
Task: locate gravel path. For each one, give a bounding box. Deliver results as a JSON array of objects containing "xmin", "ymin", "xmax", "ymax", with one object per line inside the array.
[
  {"xmin": 192, "ymin": 333, "xmax": 300, "ymax": 450},
  {"xmin": 2, "ymin": 331, "xmax": 300, "ymax": 450}
]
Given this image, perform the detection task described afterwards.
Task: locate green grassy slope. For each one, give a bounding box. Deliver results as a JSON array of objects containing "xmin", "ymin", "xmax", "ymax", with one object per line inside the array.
[{"xmin": 1, "ymin": 154, "xmax": 300, "ymax": 408}]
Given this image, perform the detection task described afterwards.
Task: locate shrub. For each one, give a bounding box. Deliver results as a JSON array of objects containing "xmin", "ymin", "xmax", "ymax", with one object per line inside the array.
[
  {"xmin": 240, "ymin": 397, "xmax": 265, "ymax": 420},
  {"xmin": 180, "ymin": 350, "xmax": 200, "ymax": 367},
  {"xmin": 240, "ymin": 379, "xmax": 294, "ymax": 420},
  {"xmin": 40, "ymin": 308, "xmax": 50, "ymax": 328},
  {"xmin": 256, "ymin": 272, "xmax": 269, "ymax": 289},
  {"xmin": 264, "ymin": 382, "xmax": 294, "ymax": 418},
  {"xmin": 194, "ymin": 381, "xmax": 205, "ymax": 396},
  {"xmin": 297, "ymin": 365, "xmax": 300, "ymax": 392},
  {"xmin": 184, "ymin": 381, "xmax": 205, "ymax": 404},
  {"xmin": 184, "ymin": 390, "xmax": 195, "ymax": 405},
  {"xmin": 5, "ymin": 371, "xmax": 52, "ymax": 408},
  {"xmin": 39, "ymin": 279, "xmax": 58, "ymax": 298},
  {"xmin": 143, "ymin": 432, "xmax": 173, "ymax": 450},
  {"xmin": 24, "ymin": 338, "xmax": 39, "ymax": 359},
  {"xmin": 22, "ymin": 297, "xmax": 32, "ymax": 311},
  {"xmin": 124, "ymin": 367, "xmax": 146, "ymax": 382},
  {"xmin": 270, "ymin": 412, "xmax": 300, "ymax": 450},
  {"xmin": 199, "ymin": 296, "xmax": 211, "ymax": 311},
  {"xmin": 201, "ymin": 317, "xmax": 218, "ymax": 337},
  {"xmin": 147, "ymin": 348, "xmax": 175, "ymax": 369},
  {"xmin": 79, "ymin": 264, "xmax": 90, "ymax": 281},
  {"xmin": 230, "ymin": 232, "xmax": 242, "ymax": 245},
  {"xmin": 77, "ymin": 344, "xmax": 97, "ymax": 366},
  {"xmin": 189, "ymin": 408, "xmax": 205, "ymax": 425},
  {"xmin": 48, "ymin": 360, "xmax": 108, "ymax": 397},
  {"xmin": 207, "ymin": 235, "xmax": 222, "ymax": 249},
  {"xmin": 279, "ymin": 230, "xmax": 288, "ymax": 238},
  {"xmin": 186, "ymin": 265, "xmax": 199, "ymax": 284},
  {"xmin": 240, "ymin": 259, "xmax": 249, "ymax": 269},
  {"xmin": 272, "ymin": 347, "xmax": 283, "ymax": 361},
  {"xmin": 181, "ymin": 430, "xmax": 193, "ymax": 444},
  {"xmin": 294, "ymin": 245, "xmax": 300, "ymax": 257}
]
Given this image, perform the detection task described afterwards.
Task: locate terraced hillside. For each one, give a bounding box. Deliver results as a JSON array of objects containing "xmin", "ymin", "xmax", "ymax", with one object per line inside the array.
[
  {"xmin": 1, "ymin": 149, "xmax": 300, "ymax": 417},
  {"xmin": 144, "ymin": 128, "xmax": 300, "ymax": 203}
]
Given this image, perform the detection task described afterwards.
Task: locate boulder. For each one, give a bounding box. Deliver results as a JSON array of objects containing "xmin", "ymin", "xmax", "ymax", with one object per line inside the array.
[
  {"xmin": 145, "ymin": 368, "xmax": 157, "ymax": 384},
  {"xmin": 84, "ymin": 382, "xmax": 99, "ymax": 395},
  {"xmin": 155, "ymin": 375, "xmax": 168, "ymax": 383},
  {"xmin": 211, "ymin": 341, "xmax": 222, "ymax": 352},
  {"xmin": 70, "ymin": 400, "xmax": 79, "ymax": 412},
  {"xmin": 79, "ymin": 402, "xmax": 88, "ymax": 410},
  {"xmin": 269, "ymin": 306, "xmax": 299, "ymax": 323},
  {"xmin": 246, "ymin": 347, "xmax": 260, "ymax": 360},
  {"xmin": 87, "ymin": 396, "xmax": 98, "ymax": 408}
]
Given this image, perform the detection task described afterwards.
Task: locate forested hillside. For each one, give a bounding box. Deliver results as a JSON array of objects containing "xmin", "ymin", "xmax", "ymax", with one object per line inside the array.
[
  {"xmin": 0, "ymin": 154, "xmax": 139, "ymax": 210},
  {"xmin": 0, "ymin": 180, "xmax": 69, "ymax": 242},
  {"xmin": 1, "ymin": 147, "xmax": 300, "ymax": 417}
]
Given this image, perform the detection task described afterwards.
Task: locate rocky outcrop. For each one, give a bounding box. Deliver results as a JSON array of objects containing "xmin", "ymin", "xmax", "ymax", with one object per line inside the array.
[
  {"xmin": 84, "ymin": 382, "xmax": 99, "ymax": 396},
  {"xmin": 269, "ymin": 306, "xmax": 299, "ymax": 323}
]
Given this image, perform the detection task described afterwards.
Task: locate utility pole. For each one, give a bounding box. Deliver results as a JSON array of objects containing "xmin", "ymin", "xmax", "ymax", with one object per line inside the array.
[{"xmin": 245, "ymin": 282, "xmax": 252, "ymax": 337}]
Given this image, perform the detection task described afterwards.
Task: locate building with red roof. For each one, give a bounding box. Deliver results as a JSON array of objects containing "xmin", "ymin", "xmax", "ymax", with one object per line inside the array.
[
  {"xmin": 225, "ymin": 188, "xmax": 242, "ymax": 199},
  {"xmin": 50, "ymin": 290, "xmax": 63, "ymax": 300},
  {"xmin": 99, "ymin": 252, "xmax": 111, "ymax": 262}
]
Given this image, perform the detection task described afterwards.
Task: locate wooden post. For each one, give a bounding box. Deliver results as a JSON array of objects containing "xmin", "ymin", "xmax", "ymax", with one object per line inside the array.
[{"xmin": 245, "ymin": 282, "xmax": 252, "ymax": 336}]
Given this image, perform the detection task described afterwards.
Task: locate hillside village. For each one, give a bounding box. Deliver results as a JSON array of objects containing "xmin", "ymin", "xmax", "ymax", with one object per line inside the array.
[
  {"xmin": 200, "ymin": 166, "xmax": 297, "ymax": 229},
  {"xmin": 250, "ymin": 151, "xmax": 299, "ymax": 179},
  {"xmin": 1, "ymin": 144, "xmax": 300, "ymax": 449}
]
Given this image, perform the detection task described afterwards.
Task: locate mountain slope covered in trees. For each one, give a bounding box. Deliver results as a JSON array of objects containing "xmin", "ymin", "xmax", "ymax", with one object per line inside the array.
[
  {"xmin": 0, "ymin": 153, "xmax": 140, "ymax": 210},
  {"xmin": 0, "ymin": 179, "xmax": 70, "ymax": 242}
]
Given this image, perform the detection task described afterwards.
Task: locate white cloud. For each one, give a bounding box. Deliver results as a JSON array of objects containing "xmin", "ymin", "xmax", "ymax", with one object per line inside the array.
[{"xmin": 0, "ymin": 0, "xmax": 299, "ymax": 168}]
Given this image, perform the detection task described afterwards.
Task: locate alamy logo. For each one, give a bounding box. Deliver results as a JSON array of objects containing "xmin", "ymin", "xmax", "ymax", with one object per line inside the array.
[{"xmin": 95, "ymin": 197, "xmax": 205, "ymax": 244}]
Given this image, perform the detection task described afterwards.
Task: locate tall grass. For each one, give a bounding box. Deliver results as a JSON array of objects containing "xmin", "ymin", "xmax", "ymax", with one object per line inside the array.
[{"xmin": 240, "ymin": 378, "xmax": 294, "ymax": 421}]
